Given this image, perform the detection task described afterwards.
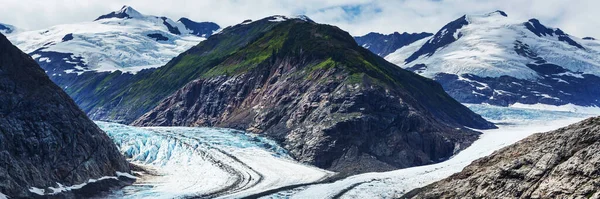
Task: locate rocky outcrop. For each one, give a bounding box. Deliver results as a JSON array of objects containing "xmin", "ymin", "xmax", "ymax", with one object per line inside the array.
[
  {"xmin": 133, "ymin": 18, "xmax": 495, "ymax": 175},
  {"xmin": 0, "ymin": 33, "xmax": 131, "ymax": 198},
  {"xmin": 404, "ymin": 117, "xmax": 600, "ymax": 198}
]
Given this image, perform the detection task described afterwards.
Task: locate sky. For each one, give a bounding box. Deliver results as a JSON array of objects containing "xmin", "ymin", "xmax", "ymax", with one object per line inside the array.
[{"xmin": 1, "ymin": 0, "xmax": 599, "ymax": 38}]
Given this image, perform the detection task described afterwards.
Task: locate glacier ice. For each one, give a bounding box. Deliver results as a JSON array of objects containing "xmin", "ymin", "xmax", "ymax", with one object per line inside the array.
[{"xmin": 96, "ymin": 122, "xmax": 332, "ymax": 198}]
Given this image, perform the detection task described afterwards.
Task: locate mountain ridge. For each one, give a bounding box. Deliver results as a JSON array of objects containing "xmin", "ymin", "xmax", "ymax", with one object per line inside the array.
[{"xmin": 385, "ymin": 11, "xmax": 600, "ymax": 108}]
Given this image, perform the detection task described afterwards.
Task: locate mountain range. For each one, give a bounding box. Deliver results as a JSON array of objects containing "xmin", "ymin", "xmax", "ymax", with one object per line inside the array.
[
  {"xmin": 2, "ymin": 5, "xmax": 600, "ymax": 198},
  {"xmin": 2, "ymin": 7, "xmax": 496, "ymax": 175},
  {"xmin": 377, "ymin": 11, "xmax": 600, "ymax": 109}
]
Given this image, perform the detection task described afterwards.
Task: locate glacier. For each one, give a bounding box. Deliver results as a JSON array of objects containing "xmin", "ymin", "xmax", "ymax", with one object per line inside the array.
[
  {"xmin": 96, "ymin": 122, "xmax": 333, "ymax": 198},
  {"xmin": 95, "ymin": 104, "xmax": 599, "ymax": 198},
  {"xmin": 258, "ymin": 105, "xmax": 599, "ymax": 198}
]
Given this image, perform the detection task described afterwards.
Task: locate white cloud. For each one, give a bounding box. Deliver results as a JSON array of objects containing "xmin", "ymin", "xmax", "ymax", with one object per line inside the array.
[{"xmin": 1, "ymin": 0, "xmax": 598, "ymax": 38}]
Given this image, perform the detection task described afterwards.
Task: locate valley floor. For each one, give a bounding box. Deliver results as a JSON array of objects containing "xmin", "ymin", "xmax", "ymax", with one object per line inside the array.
[{"xmin": 98, "ymin": 104, "xmax": 598, "ymax": 198}]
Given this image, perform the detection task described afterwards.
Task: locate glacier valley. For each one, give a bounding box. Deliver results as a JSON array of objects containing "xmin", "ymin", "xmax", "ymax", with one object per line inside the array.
[
  {"xmin": 97, "ymin": 104, "xmax": 598, "ymax": 198},
  {"xmin": 96, "ymin": 122, "xmax": 333, "ymax": 198}
]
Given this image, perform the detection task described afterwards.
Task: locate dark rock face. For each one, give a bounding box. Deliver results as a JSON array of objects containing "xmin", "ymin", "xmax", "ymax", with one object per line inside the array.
[
  {"xmin": 147, "ymin": 33, "xmax": 168, "ymax": 41},
  {"xmin": 405, "ymin": 16, "xmax": 469, "ymax": 63},
  {"xmin": 524, "ymin": 19, "xmax": 555, "ymax": 37},
  {"xmin": 0, "ymin": 33, "xmax": 130, "ymax": 197},
  {"xmin": 178, "ymin": 17, "xmax": 220, "ymax": 37},
  {"xmin": 583, "ymin": 37, "xmax": 596, "ymax": 40},
  {"xmin": 160, "ymin": 17, "xmax": 181, "ymax": 35},
  {"xmin": 95, "ymin": 6, "xmax": 132, "ymax": 21},
  {"xmin": 354, "ymin": 32, "xmax": 433, "ymax": 57},
  {"xmin": 62, "ymin": 33, "xmax": 74, "ymax": 42},
  {"xmin": 404, "ymin": 117, "xmax": 600, "ymax": 198},
  {"xmin": 525, "ymin": 19, "xmax": 585, "ymax": 49},
  {"xmin": 133, "ymin": 19, "xmax": 495, "ymax": 175}
]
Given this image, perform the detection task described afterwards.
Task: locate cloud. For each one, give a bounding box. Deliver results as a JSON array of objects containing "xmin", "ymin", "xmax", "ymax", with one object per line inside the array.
[{"xmin": 1, "ymin": 0, "xmax": 598, "ymax": 38}]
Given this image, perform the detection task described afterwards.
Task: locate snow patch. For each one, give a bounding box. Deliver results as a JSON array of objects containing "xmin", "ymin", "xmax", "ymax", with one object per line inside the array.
[
  {"xmin": 29, "ymin": 187, "xmax": 45, "ymax": 195},
  {"xmin": 268, "ymin": 15, "xmax": 312, "ymax": 22},
  {"xmin": 116, "ymin": 171, "xmax": 138, "ymax": 179},
  {"xmin": 28, "ymin": 172, "xmax": 130, "ymax": 196}
]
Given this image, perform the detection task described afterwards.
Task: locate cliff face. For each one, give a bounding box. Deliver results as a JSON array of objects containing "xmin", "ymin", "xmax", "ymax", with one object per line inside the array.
[
  {"xmin": 404, "ymin": 117, "xmax": 600, "ymax": 199},
  {"xmin": 0, "ymin": 33, "xmax": 130, "ymax": 198},
  {"xmin": 133, "ymin": 18, "xmax": 495, "ymax": 175}
]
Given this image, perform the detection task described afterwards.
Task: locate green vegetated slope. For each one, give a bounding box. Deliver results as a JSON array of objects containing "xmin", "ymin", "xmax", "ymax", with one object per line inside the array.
[{"xmin": 130, "ymin": 16, "xmax": 495, "ymax": 174}]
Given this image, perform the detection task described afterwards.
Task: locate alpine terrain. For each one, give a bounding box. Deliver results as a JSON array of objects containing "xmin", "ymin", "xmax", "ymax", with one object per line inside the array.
[
  {"xmin": 0, "ymin": 32, "xmax": 132, "ymax": 198},
  {"xmin": 385, "ymin": 11, "xmax": 600, "ymax": 109},
  {"xmin": 5, "ymin": 6, "xmax": 220, "ymax": 122},
  {"xmin": 130, "ymin": 15, "xmax": 495, "ymax": 174}
]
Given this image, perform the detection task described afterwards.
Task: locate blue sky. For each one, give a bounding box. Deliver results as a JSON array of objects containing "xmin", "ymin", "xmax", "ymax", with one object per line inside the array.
[{"xmin": 1, "ymin": 0, "xmax": 599, "ymax": 38}]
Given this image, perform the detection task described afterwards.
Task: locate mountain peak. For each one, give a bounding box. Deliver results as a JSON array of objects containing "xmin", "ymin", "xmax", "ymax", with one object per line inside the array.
[
  {"xmin": 118, "ymin": 5, "xmax": 143, "ymax": 16},
  {"xmin": 487, "ymin": 10, "xmax": 508, "ymax": 17},
  {"xmin": 95, "ymin": 5, "xmax": 144, "ymax": 21}
]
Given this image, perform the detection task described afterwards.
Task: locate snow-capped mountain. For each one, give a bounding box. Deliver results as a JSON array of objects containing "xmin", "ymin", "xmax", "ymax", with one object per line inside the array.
[
  {"xmin": 7, "ymin": 5, "xmax": 220, "ymax": 74},
  {"xmin": 386, "ymin": 11, "xmax": 600, "ymax": 109},
  {"xmin": 354, "ymin": 31, "xmax": 433, "ymax": 57}
]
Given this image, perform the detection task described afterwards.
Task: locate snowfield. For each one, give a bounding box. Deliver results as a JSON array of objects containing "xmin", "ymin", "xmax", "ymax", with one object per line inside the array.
[
  {"xmin": 385, "ymin": 11, "xmax": 600, "ymax": 80},
  {"xmin": 6, "ymin": 6, "xmax": 211, "ymax": 74},
  {"xmin": 96, "ymin": 122, "xmax": 333, "ymax": 198}
]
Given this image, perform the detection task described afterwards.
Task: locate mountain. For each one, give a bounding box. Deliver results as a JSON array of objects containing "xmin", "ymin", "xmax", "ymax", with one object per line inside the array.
[
  {"xmin": 4, "ymin": 6, "xmax": 220, "ymax": 122},
  {"xmin": 354, "ymin": 32, "xmax": 432, "ymax": 57},
  {"xmin": 0, "ymin": 33, "xmax": 131, "ymax": 198},
  {"xmin": 130, "ymin": 15, "xmax": 495, "ymax": 174},
  {"xmin": 403, "ymin": 116, "xmax": 600, "ymax": 198},
  {"xmin": 8, "ymin": 5, "xmax": 219, "ymax": 74},
  {"xmin": 386, "ymin": 11, "xmax": 600, "ymax": 108}
]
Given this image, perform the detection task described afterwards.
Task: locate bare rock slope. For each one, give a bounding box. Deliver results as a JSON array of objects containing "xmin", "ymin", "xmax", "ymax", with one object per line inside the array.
[{"xmin": 404, "ymin": 117, "xmax": 600, "ymax": 198}]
